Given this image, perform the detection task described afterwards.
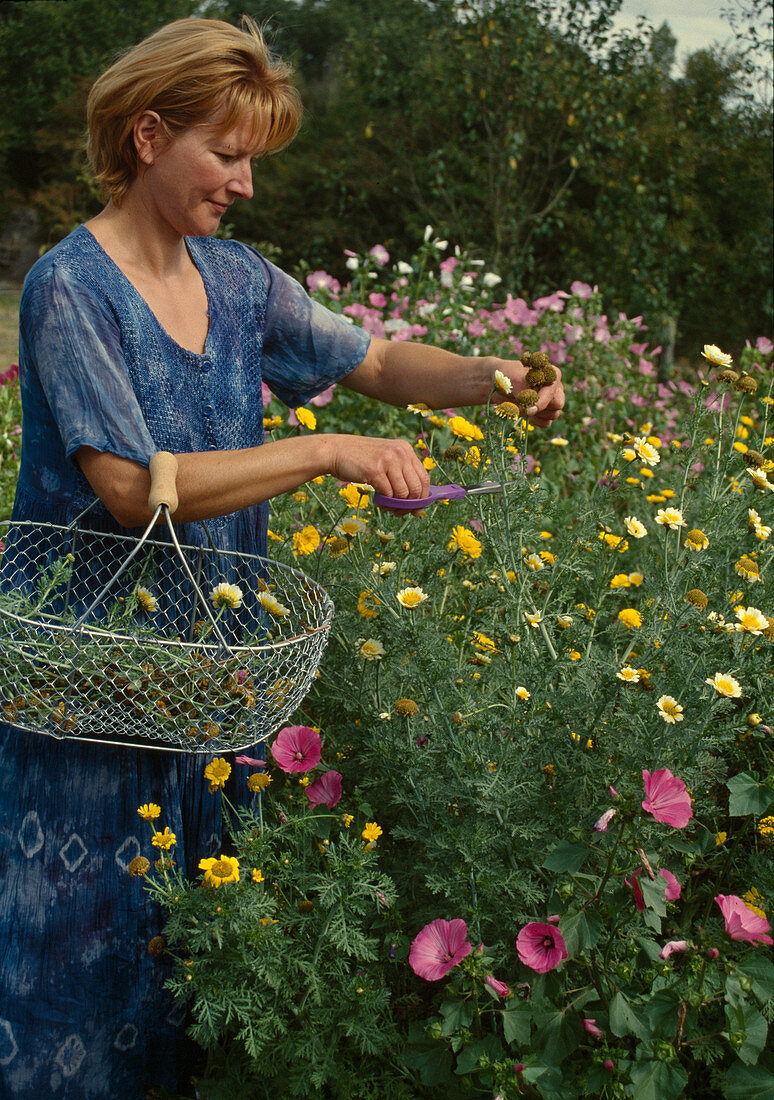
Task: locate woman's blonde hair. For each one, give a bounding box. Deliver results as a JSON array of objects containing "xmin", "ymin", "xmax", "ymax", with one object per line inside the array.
[{"xmin": 87, "ymin": 16, "xmax": 301, "ymax": 204}]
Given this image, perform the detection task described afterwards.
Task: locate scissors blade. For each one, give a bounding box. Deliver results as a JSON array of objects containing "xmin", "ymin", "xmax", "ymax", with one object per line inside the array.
[{"xmin": 465, "ymin": 480, "xmax": 507, "ymax": 496}]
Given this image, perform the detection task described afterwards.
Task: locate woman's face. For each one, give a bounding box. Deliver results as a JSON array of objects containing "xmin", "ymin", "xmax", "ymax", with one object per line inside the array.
[{"xmin": 139, "ymin": 112, "xmax": 261, "ymax": 237}]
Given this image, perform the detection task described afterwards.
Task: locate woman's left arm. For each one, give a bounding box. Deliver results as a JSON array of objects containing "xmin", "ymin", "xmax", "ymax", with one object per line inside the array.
[{"xmin": 341, "ymin": 337, "xmax": 565, "ymax": 428}]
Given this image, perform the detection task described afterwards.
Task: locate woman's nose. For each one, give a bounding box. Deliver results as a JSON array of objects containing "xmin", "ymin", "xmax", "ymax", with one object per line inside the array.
[{"xmin": 228, "ymin": 159, "xmax": 253, "ymax": 199}]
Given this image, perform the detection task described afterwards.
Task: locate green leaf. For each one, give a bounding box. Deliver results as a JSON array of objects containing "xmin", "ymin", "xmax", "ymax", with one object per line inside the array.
[
  {"xmin": 737, "ymin": 956, "xmax": 774, "ymax": 1005},
  {"xmin": 640, "ymin": 990, "xmax": 680, "ymax": 1037},
  {"xmin": 725, "ymin": 1002, "xmax": 769, "ymax": 1066},
  {"xmin": 722, "ymin": 1061, "xmax": 774, "ymax": 1099},
  {"xmin": 542, "ymin": 841, "xmax": 589, "ymax": 873},
  {"xmin": 609, "ymin": 992, "xmax": 650, "ymax": 1040},
  {"xmin": 502, "ymin": 1003, "xmax": 532, "ymax": 1046},
  {"xmin": 727, "ymin": 773, "xmax": 774, "ymax": 817},
  {"xmin": 640, "ymin": 874, "xmax": 668, "ymax": 917},
  {"xmin": 628, "ymin": 1060, "xmax": 688, "ymax": 1100},
  {"xmin": 402, "ymin": 1029, "xmax": 454, "ymax": 1088},
  {"xmin": 439, "ymin": 999, "xmax": 474, "ymax": 1036},
  {"xmin": 454, "ymin": 1035, "xmax": 505, "ymax": 1075},
  {"xmin": 531, "ymin": 1008, "xmax": 581, "ymax": 1065},
  {"xmin": 560, "ymin": 909, "xmax": 603, "ymax": 955}
]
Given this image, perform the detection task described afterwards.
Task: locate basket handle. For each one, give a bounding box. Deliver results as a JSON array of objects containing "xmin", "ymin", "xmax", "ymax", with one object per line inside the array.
[{"xmin": 148, "ymin": 451, "xmax": 179, "ymax": 515}]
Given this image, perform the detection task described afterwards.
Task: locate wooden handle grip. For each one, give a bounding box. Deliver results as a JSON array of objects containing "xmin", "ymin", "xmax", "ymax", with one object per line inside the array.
[{"xmin": 148, "ymin": 451, "xmax": 179, "ymax": 515}]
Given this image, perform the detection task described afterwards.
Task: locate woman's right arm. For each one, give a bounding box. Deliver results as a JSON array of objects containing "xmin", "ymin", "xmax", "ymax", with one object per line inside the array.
[{"xmin": 75, "ymin": 432, "xmax": 430, "ymax": 528}]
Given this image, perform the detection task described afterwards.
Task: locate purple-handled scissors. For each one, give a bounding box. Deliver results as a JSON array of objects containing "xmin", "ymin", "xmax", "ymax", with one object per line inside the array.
[{"xmin": 373, "ymin": 480, "xmax": 506, "ymax": 511}]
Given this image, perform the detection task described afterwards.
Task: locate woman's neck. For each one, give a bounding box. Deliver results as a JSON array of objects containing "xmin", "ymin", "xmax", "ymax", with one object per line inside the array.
[{"xmin": 84, "ymin": 194, "xmax": 191, "ymax": 282}]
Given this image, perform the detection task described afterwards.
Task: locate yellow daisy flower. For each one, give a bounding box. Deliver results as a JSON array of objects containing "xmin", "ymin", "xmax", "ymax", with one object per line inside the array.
[
  {"xmin": 685, "ymin": 529, "xmax": 709, "ymax": 551},
  {"xmin": 210, "ymin": 582, "xmax": 243, "ymax": 609},
  {"xmin": 624, "ymin": 516, "xmax": 647, "ymax": 538},
  {"xmin": 447, "ymin": 415, "xmax": 483, "ymax": 441},
  {"xmin": 292, "ymin": 526, "xmax": 321, "ymax": 556},
  {"xmin": 362, "ymin": 822, "xmax": 383, "ymax": 843},
  {"xmin": 339, "ymin": 483, "xmax": 371, "ymax": 509},
  {"xmin": 617, "ymin": 608, "xmax": 642, "ymax": 629},
  {"xmin": 357, "ymin": 590, "xmax": 381, "ymax": 620},
  {"xmin": 294, "ymin": 407, "xmax": 317, "ymax": 430},
  {"xmin": 494, "ymin": 369, "xmax": 512, "ymax": 394},
  {"xmin": 151, "ymin": 826, "xmax": 177, "ymax": 850},
  {"xmin": 258, "ymin": 592, "xmax": 291, "ymax": 617},
  {"xmin": 735, "ymin": 606, "xmax": 769, "ymax": 635},
  {"xmin": 135, "ymin": 587, "xmax": 159, "ymax": 613},
  {"xmin": 396, "ymin": 586, "xmax": 428, "ymax": 609},
  {"xmin": 735, "ymin": 555, "xmax": 761, "ymax": 582},
  {"xmin": 447, "ymin": 525, "xmax": 483, "ymax": 559},
  {"xmin": 199, "ymin": 854, "xmax": 240, "ymax": 887},
  {"xmin": 656, "ymin": 695, "xmax": 684, "ymax": 724},
  {"xmin": 655, "ymin": 507, "xmax": 687, "ymax": 530},
  {"xmin": 701, "ymin": 344, "xmax": 733, "ymax": 367},
  {"xmin": 358, "ymin": 638, "xmax": 385, "ymax": 660},
  {"xmin": 204, "ymin": 757, "xmax": 232, "ymax": 792},
  {"xmin": 617, "ymin": 666, "xmax": 640, "ymax": 683},
  {"xmin": 137, "ymin": 803, "xmax": 161, "ymax": 821},
  {"xmin": 705, "ymin": 672, "xmax": 742, "ymax": 698}
]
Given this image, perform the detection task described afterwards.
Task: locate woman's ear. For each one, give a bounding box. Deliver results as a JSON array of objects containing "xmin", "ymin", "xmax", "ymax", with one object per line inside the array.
[{"xmin": 133, "ymin": 110, "xmax": 166, "ymax": 167}]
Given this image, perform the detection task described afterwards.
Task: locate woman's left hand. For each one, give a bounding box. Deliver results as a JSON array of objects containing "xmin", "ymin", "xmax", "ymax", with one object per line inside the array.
[{"xmin": 491, "ymin": 358, "xmax": 565, "ymax": 428}]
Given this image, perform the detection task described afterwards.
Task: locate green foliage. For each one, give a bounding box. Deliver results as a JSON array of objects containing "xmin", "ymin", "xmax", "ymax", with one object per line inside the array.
[{"xmin": 2, "ymin": 238, "xmax": 772, "ymax": 1097}]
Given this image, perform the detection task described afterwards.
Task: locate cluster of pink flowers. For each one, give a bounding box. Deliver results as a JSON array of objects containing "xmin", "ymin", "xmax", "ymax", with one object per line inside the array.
[{"xmin": 247, "ymin": 724, "xmax": 344, "ymax": 809}]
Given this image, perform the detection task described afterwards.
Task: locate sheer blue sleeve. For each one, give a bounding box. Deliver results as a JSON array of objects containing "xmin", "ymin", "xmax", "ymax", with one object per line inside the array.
[
  {"xmin": 19, "ymin": 264, "xmax": 157, "ymax": 467},
  {"xmin": 250, "ymin": 251, "xmax": 371, "ymax": 408}
]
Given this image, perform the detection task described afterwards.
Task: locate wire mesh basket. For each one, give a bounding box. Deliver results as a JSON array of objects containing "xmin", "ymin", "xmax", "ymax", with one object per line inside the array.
[{"xmin": 0, "ymin": 453, "xmax": 334, "ymax": 753}]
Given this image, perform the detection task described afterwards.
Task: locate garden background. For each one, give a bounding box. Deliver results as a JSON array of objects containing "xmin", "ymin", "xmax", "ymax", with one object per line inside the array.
[{"xmin": 0, "ymin": 2, "xmax": 773, "ymax": 1099}]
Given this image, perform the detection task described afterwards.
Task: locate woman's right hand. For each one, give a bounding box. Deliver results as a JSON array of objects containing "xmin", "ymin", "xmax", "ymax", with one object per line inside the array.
[{"xmin": 323, "ymin": 434, "xmax": 431, "ymax": 501}]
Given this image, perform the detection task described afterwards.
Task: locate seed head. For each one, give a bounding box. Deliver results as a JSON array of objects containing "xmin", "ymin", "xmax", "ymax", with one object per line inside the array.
[
  {"xmin": 147, "ymin": 935, "xmax": 166, "ymax": 957},
  {"xmin": 395, "ymin": 697, "xmax": 420, "ymax": 717},
  {"xmin": 513, "ymin": 389, "xmax": 540, "ymax": 411},
  {"xmin": 742, "ymin": 449, "xmax": 765, "ymax": 469},
  {"xmin": 686, "ymin": 589, "xmax": 708, "ymax": 609},
  {"xmin": 733, "ymin": 375, "xmax": 758, "ymax": 394},
  {"xmin": 443, "ymin": 445, "xmax": 465, "ymax": 462},
  {"xmin": 128, "ymin": 856, "xmax": 151, "ymax": 877},
  {"xmin": 716, "ymin": 369, "xmax": 739, "ymax": 384}
]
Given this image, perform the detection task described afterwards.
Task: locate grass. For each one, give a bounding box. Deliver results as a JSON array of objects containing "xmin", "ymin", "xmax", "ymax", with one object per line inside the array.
[{"xmin": 0, "ymin": 292, "xmax": 20, "ymax": 367}]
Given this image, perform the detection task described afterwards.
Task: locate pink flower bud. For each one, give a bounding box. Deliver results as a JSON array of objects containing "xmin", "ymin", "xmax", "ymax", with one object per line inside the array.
[
  {"xmin": 583, "ymin": 1018, "xmax": 603, "ymax": 1038},
  {"xmin": 604, "ymin": 1059, "xmax": 615, "ymax": 1071},
  {"xmin": 707, "ymin": 947, "xmax": 719, "ymax": 959},
  {"xmin": 593, "ymin": 807, "xmax": 617, "ymax": 832},
  {"xmin": 484, "ymin": 974, "xmax": 510, "ymax": 998}
]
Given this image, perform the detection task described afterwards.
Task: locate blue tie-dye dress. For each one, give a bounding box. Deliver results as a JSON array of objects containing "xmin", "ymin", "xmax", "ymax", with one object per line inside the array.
[{"xmin": 0, "ymin": 225, "xmax": 369, "ymax": 1099}]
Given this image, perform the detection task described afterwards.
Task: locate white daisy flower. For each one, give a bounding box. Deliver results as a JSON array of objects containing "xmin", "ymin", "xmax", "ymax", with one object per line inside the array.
[{"xmin": 210, "ymin": 582, "xmax": 243, "ymax": 610}]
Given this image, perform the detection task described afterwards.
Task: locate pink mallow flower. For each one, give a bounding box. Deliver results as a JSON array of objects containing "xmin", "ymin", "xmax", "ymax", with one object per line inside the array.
[
  {"xmin": 270, "ymin": 725, "xmax": 322, "ymax": 773},
  {"xmin": 409, "ymin": 918, "xmax": 472, "ymax": 981},
  {"xmin": 626, "ymin": 867, "xmax": 682, "ymax": 911},
  {"xmin": 715, "ymin": 895, "xmax": 773, "ymax": 946},
  {"xmin": 642, "ymin": 768, "xmax": 693, "ymax": 828},
  {"xmin": 516, "ymin": 921, "xmax": 569, "ymax": 973},
  {"xmin": 305, "ymin": 769, "xmax": 343, "ymax": 808},
  {"xmin": 593, "ymin": 808, "xmax": 617, "ymax": 833},
  {"xmin": 234, "ymin": 755, "xmax": 266, "ymax": 769},
  {"xmin": 369, "ymin": 244, "xmax": 390, "ymax": 266},
  {"xmin": 659, "ymin": 940, "xmax": 689, "ymax": 960},
  {"xmin": 484, "ymin": 974, "xmax": 510, "ymax": 998},
  {"xmin": 583, "ymin": 1018, "xmax": 603, "ymax": 1038}
]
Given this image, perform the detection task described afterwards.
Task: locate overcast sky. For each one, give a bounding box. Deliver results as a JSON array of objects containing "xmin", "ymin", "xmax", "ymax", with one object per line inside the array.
[{"xmin": 612, "ymin": 0, "xmax": 753, "ymax": 62}]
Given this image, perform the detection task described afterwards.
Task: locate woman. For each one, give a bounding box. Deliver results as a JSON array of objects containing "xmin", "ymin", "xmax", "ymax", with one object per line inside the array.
[{"xmin": 0, "ymin": 15, "xmax": 564, "ymax": 1099}]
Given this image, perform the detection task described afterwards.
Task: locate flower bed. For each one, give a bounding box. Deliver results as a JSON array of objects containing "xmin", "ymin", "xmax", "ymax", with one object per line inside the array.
[{"xmin": 3, "ymin": 239, "xmax": 773, "ymax": 1098}]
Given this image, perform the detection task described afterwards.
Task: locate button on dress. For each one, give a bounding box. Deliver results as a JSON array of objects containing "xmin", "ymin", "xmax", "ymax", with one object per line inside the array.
[{"xmin": 0, "ymin": 226, "xmax": 369, "ymax": 1098}]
